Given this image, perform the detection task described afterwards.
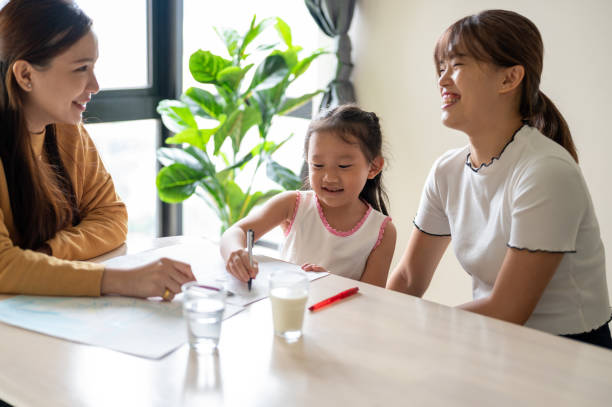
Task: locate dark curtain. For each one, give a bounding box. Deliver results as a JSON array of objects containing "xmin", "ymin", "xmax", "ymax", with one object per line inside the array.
[{"xmin": 305, "ymin": 0, "xmax": 357, "ymax": 110}]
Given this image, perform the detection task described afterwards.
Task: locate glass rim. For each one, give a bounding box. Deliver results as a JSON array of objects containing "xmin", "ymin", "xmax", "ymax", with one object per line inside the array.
[
  {"xmin": 269, "ymin": 269, "xmax": 309, "ymax": 287},
  {"xmin": 181, "ymin": 281, "xmax": 226, "ymax": 295}
]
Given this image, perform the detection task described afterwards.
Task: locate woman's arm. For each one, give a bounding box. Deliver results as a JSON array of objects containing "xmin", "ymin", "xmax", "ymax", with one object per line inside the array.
[
  {"xmin": 220, "ymin": 190, "xmax": 298, "ymax": 282},
  {"xmin": 386, "ymin": 228, "xmax": 451, "ymax": 296},
  {"xmin": 46, "ymin": 125, "xmax": 127, "ymax": 260},
  {"xmin": 360, "ymin": 220, "xmax": 397, "ymax": 288},
  {"xmin": 459, "ymin": 248, "xmax": 563, "ymax": 324}
]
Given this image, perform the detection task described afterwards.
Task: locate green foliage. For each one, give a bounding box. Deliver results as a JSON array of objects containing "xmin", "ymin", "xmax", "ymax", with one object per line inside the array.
[{"xmin": 156, "ymin": 15, "xmax": 326, "ymax": 233}]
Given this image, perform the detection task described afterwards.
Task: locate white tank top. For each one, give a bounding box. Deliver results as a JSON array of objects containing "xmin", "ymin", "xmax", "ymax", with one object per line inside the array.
[{"xmin": 280, "ymin": 191, "xmax": 391, "ymax": 280}]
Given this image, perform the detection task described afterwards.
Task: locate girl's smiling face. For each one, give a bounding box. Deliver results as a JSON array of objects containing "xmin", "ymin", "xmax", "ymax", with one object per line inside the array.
[
  {"xmin": 307, "ymin": 130, "xmax": 382, "ymax": 210},
  {"xmin": 22, "ymin": 30, "xmax": 100, "ymax": 132}
]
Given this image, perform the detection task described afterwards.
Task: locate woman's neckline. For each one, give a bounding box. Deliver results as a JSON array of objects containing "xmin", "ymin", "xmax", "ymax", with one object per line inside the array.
[{"xmin": 466, "ymin": 124, "xmax": 525, "ymax": 173}]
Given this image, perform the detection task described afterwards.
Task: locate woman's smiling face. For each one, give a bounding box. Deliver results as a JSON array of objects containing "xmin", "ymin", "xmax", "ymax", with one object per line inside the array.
[
  {"xmin": 24, "ymin": 30, "xmax": 100, "ymax": 131},
  {"xmin": 437, "ymin": 52, "xmax": 508, "ymax": 134}
]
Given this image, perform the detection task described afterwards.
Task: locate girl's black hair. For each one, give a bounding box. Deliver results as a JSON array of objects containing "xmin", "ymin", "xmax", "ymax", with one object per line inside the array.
[{"xmin": 304, "ymin": 104, "xmax": 389, "ymax": 215}]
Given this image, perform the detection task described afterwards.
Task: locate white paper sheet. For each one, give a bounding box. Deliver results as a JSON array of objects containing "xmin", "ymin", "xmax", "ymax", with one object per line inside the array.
[
  {"xmin": 102, "ymin": 241, "xmax": 329, "ymax": 307},
  {"xmin": 0, "ymin": 295, "xmax": 243, "ymax": 359}
]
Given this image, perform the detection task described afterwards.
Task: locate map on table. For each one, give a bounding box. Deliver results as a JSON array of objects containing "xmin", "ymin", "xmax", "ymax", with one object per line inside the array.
[
  {"xmin": 0, "ymin": 294, "xmax": 243, "ymax": 358},
  {"xmin": 0, "ymin": 240, "xmax": 327, "ymax": 358}
]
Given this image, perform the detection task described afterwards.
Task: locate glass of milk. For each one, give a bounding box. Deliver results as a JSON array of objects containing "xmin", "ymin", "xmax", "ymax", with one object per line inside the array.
[
  {"xmin": 269, "ymin": 270, "xmax": 309, "ymax": 342},
  {"xmin": 182, "ymin": 282, "xmax": 226, "ymax": 354}
]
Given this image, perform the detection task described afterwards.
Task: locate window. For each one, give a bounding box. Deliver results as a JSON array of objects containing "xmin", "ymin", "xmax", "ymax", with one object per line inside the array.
[{"xmin": 81, "ymin": 0, "xmax": 183, "ymax": 238}]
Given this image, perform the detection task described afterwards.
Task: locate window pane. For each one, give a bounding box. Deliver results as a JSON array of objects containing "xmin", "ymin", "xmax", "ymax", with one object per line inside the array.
[
  {"xmin": 76, "ymin": 0, "xmax": 149, "ymax": 90},
  {"xmin": 85, "ymin": 120, "xmax": 158, "ymax": 239}
]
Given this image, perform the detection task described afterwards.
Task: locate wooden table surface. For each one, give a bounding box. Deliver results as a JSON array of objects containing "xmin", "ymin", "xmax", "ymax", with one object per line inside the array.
[{"xmin": 1, "ymin": 236, "xmax": 611, "ymax": 407}]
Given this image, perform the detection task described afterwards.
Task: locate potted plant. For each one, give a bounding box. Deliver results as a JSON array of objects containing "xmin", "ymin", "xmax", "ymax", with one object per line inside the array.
[{"xmin": 156, "ymin": 16, "xmax": 325, "ymax": 233}]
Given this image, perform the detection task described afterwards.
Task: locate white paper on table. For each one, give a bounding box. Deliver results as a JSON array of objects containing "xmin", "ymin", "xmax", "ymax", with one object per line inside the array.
[
  {"xmin": 0, "ymin": 295, "xmax": 243, "ymax": 359},
  {"xmin": 102, "ymin": 241, "xmax": 329, "ymax": 307}
]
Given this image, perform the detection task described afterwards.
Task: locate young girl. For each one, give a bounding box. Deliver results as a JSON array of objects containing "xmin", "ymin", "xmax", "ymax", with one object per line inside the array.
[
  {"xmin": 0, "ymin": 0, "xmax": 194, "ymax": 301},
  {"xmin": 387, "ymin": 10, "xmax": 612, "ymax": 348},
  {"xmin": 220, "ymin": 104, "xmax": 396, "ymax": 288}
]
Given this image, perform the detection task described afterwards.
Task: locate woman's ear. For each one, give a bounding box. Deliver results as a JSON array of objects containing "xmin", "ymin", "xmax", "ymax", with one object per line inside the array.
[
  {"xmin": 12, "ymin": 60, "xmax": 34, "ymax": 91},
  {"xmin": 368, "ymin": 156, "xmax": 384, "ymax": 179},
  {"xmin": 499, "ymin": 65, "xmax": 525, "ymax": 94}
]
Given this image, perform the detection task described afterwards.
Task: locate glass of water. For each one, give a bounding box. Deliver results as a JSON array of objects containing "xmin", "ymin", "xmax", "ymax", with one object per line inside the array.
[
  {"xmin": 269, "ymin": 270, "xmax": 309, "ymax": 343},
  {"xmin": 182, "ymin": 282, "xmax": 226, "ymax": 354}
]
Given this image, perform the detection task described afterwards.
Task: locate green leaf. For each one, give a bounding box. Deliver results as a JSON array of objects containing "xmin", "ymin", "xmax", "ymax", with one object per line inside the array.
[
  {"xmin": 240, "ymin": 16, "xmax": 274, "ymax": 58},
  {"xmin": 224, "ymin": 180, "xmax": 246, "ymax": 223},
  {"xmin": 266, "ymin": 159, "xmax": 302, "ymax": 190},
  {"xmin": 213, "ymin": 105, "xmax": 261, "ymax": 154},
  {"xmin": 249, "ymin": 54, "xmax": 289, "ymax": 92},
  {"xmin": 189, "ymin": 50, "xmax": 232, "ymax": 83},
  {"xmin": 292, "ymin": 49, "xmax": 328, "ymax": 78},
  {"xmin": 184, "ymin": 145, "xmax": 217, "ymax": 176},
  {"xmin": 255, "ymin": 43, "xmax": 278, "ymax": 52},
  {"xmin": 157, "ymin": 100, "xmax": 197, "ymax": 133},
  {"xmin": 274, "ymin": 17, "xmax": 292, "ymax": 48},
  {"xmin": 165, "ymin": 128, "xmax": 204, "ymax": 150},
  {"xmin": 251, "ymin": 141, "xmax": 277, "ymax": 156},
  {"xmin": 156, "ymin": 164, "xmax": 204, "ymax": 203},
  {"xmin": 271, "ymin": 47, "xmax": 299, "ymax": 71},
  {"xmin": 218, "ymin": 151, "xmax": 254, "ymax": 177},
  {"xmin": 217, "ymin": 64, "xmax": 253, "ymax": 92},
  {"xmin": 214, "ymin": 27, "xmax": 241, "ymax": 56},
  {"xmin": 157, "ymin": 147, "xmax": 203, "ymax": 170},
  {"xmin": 277, "ymin": 90, "xmax": 323, "ymax": 116},
  {"xmin": 183, "ymin": 87, "xmax": 224, "ymax": 118}
]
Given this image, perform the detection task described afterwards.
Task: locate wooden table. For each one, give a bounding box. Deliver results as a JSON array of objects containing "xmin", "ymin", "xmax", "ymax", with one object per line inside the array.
[{"xmin": 1, "ymin": 236, "xmax": 611, "ymax": 406}]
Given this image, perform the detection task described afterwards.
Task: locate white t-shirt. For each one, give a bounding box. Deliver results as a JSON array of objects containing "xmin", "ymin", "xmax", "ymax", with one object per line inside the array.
[
  {"xmin": 280, "ymin": 191, "xmax": 391, "ymax": 280},
  {"xmin": 415, "ymin": 125, "xmax": 611, "ymax": 335}
]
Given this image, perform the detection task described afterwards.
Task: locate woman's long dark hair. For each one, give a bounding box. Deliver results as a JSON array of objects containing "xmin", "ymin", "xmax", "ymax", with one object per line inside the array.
[
  {"xmin": 434, "ymin": 9, "xmax": 578, "ymax": 162},
  {"xmin": 0, "ymin": 0, "xmax": 90, "ymax": 250},
  {"xmin": 304, "ymin": 104, "xmax": 389, "ymax": 215}
]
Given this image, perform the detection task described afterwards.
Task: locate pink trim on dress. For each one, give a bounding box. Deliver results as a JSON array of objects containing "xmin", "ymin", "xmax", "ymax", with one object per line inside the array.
[
  {"xmin": 315, "ymin": 195, "xmax": 372, "ymax": 237},
  {"xmin": 284, "ymin": 191, "xmax": 301, "ymax": 236},
  {"xmin": 373, "ymin": 217, "xmax": 392, "ymax": 250}
]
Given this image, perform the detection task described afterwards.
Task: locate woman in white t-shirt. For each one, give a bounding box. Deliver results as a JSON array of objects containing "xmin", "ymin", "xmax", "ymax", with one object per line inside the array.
[{"xmin": 387, "ymin": 9, "xmax": 612, "ymax": 348}]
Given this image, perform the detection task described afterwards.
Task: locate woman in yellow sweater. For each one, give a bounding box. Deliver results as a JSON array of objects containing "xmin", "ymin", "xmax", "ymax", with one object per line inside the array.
[{"xmin": 0, "ymin": 0, "xmax": 194, "ymax": 301}]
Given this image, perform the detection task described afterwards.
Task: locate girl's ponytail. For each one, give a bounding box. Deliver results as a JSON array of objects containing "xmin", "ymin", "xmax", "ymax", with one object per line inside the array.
[{"xmin": 525, "ymin": 90, "xmax": 577, "ymax": 162}]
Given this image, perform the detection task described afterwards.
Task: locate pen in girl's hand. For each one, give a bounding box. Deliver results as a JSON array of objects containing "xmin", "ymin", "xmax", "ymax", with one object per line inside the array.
[{"xmin": 247, "ymin": 229, "xmax": 254, "ymax": 291}]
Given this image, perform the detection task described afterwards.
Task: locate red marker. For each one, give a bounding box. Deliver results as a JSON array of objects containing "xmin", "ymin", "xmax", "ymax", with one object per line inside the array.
[{"xmin": 308, "ymin": 287, "xmax": 359, "ymax": 312}]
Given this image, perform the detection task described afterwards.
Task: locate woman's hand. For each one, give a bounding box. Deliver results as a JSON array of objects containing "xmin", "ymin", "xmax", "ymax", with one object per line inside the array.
[
  {"xmin": 301, "ymin": 263, "xmax": 327, "ymax": 273},
  {"xmin": 225, "ymin": 249, "xmax": 258, "ymax": 283},
  {"xmin": 101, "ymin": 257, "xmax": 196, "ymax": 301}
]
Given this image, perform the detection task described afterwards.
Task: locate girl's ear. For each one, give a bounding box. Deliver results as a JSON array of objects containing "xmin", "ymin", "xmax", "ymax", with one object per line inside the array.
[
  {"xmin": 368, "ymin": 156, "xmax": 384, "ymax": 179},
  {"xmin": 12, "ymin": 60, "xmax": 34, "ymax": 92},
  {"xmin": 499, "ymin": 65, "xmax": 524, "ymax": 94}
]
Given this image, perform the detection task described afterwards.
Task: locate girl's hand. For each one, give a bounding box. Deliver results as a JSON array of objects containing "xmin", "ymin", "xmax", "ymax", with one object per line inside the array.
[
  {"xmin": 225, "ymin": 249, "xmax": 259, "ymax": 282},
  {"xmin": 101, "ymin": 257, "xmax": 196, "ymax": 301},
  {"xmin": 301, "ymin": 263, "xmax": 327, "ymax": 273}
]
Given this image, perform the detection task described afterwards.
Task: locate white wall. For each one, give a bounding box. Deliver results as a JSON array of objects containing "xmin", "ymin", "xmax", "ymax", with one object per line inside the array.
[{"xmin": 350, "ymin": 0, "xmax": 612, "ymax": 306}]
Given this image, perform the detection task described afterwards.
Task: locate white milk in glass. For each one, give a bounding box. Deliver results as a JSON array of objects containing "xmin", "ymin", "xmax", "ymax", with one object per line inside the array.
[{"xmin": 270, "ymin": 286, "xmax": 308, "ymax": 341}]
